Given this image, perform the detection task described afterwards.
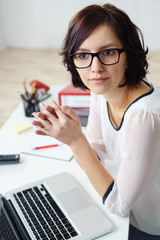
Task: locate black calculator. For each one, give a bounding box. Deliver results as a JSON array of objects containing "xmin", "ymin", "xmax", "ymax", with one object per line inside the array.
[{"xmin": 0, "ymin": 154, "xmax": 20, "ymax": 164}]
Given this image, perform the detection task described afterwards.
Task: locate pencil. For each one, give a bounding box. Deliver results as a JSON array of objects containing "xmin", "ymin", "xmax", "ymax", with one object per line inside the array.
[{"xmin": 32, "ymin": 144, "xmax": 59, "ymax": 150}]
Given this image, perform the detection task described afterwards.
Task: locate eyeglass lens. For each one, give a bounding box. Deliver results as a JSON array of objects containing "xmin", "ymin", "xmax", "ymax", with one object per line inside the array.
[{"xmin": 72, "ymin": 49, "xmax": 120, "ymax": 68}]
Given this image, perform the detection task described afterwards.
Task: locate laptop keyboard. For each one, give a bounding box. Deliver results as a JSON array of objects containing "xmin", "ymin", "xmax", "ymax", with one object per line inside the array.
[{"xmin": 13, "ymin": 184, "xmax": 78, "ymax": 240}]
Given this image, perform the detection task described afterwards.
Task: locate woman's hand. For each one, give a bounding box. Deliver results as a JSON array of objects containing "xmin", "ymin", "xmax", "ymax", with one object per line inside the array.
[
  {"xmin": 32, "ymin": 100, "xmax": 114, "ymax": 198},
  {"xmin": 32, "ymin": 100, "xmax": 84, "ymax": 147}
]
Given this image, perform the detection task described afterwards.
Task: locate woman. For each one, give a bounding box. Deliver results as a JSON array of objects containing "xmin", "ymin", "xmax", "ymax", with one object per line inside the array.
[{"xmin": 32, "ymin": 4, "xmax": 160, "ymax": 239}]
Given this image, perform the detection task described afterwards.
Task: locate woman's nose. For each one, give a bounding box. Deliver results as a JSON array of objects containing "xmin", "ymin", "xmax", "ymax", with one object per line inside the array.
[{"xmin": 90, "ymin": 56, "xmax": 104, "ymax": 72}]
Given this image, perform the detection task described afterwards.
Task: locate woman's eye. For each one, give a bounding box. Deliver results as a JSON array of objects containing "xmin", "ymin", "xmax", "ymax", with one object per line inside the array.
[
  {"xmin": 103, "ymin": 50, "xmax": 115, "ymax": 56},
  {"xmin": 79, "ymin": 53, "xmax": 89, "ymax": 59}
]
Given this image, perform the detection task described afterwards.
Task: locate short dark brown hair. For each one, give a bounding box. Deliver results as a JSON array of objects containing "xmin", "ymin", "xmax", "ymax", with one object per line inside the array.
[{"xmin": 60, "ymin": 3, "xmax": 148, "ymax": 89}]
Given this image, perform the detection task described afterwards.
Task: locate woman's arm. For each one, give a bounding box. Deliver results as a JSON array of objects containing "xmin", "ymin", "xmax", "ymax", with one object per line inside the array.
[{"xmin": 32, "ymin": 100, "xmax": 113, "ymax": 197}]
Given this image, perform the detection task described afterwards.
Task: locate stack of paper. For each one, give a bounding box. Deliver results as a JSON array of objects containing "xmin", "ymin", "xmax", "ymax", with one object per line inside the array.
[
  {"xmin": 58, "ymin": 84, "xmax": 90, "ymax": 109},
  {"xmin": 58, "ymin": 84, "xmax": 90, "ymax": 126}
]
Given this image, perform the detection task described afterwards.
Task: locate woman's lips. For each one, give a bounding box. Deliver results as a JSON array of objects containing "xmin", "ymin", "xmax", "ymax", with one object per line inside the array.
[{"xmin": 90, "ymin": 77, "xmax": 108, "ymax": 84}]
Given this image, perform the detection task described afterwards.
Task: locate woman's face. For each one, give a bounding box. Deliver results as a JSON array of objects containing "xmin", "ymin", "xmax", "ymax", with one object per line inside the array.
[{"xmin": 75, "ymin": 23, "xmax": 127, "ymax": 97}]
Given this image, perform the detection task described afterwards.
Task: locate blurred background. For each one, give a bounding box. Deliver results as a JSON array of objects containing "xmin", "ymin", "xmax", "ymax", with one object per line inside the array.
[{"xmin": 0, "ymin": 0, "xmax": 160, "ymax": 127}]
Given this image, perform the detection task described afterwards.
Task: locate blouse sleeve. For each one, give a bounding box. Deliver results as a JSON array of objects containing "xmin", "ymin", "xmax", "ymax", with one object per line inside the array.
[
  {"xmin": 86, "ymin": 92, "xmax": 108, "ymax": 161},
  {"xmin": 105, "ymin": 110, "xmax": 160, "ymax": 216}
]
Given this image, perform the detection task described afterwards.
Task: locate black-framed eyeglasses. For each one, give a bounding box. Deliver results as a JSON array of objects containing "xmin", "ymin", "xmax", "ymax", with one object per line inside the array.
[{"xmin": 70, "ymin": 48, "xmax": 126, "ymax": 69}]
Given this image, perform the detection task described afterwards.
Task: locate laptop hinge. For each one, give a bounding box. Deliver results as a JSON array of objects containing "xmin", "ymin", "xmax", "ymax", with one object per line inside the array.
[{"xmin": 0, "ymin": 194, "xmax": 31, "ymax": 240}]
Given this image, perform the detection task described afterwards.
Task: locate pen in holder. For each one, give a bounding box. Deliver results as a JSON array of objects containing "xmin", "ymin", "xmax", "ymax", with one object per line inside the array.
[
  {"xmin": 19, "ymin": 80, "xmax": 51, "ymax": 117},
  {"xmin": 23, "ymin": 98, "xmax": 40, "ymax": 117},
  {"xmin": 19, "ymin": 81, "xmax": 40, "ymax": 117}
]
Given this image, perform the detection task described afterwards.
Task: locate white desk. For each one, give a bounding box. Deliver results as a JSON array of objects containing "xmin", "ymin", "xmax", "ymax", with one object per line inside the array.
[{"xmin": 0, "ymin": 87, "xmax": 129, "ymax": 239}]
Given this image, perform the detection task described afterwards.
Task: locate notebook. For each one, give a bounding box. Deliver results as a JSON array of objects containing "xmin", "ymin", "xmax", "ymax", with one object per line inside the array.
[
  {"xmin": 21, "ymin": 143, "xmax": 73, "ymax": 162},
  {"xmin": 0, "ymin": 172, "xmax": 113, "ymax": 240},
  {"xmin": 20, "ymin": 132, "xmax": 73, "ymax": 162}
]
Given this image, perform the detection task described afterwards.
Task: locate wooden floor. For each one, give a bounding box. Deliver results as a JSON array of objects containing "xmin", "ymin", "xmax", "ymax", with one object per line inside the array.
[
  {"xmin": 0, "ymin": 48, "xmax": 160, "ymax": 128},
  {"xmin": 0, "ymin": 48, "xmax": 71, "ymax": 128}
]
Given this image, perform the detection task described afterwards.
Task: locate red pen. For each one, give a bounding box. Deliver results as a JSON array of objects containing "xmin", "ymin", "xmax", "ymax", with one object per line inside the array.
[{"xmin": 32, "ymin": 144, "xmax": 59, "ymax": 150}]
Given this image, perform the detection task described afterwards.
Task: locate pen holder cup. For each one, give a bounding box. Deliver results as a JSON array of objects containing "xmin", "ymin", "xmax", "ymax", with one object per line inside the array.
[{"xmin": 23, "ymin": 99, "xmax": 40, "ymax": 117}]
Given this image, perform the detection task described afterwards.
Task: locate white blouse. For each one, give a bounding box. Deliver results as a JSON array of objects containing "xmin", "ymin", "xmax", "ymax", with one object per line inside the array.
[{"xmin": 86, "ymin": 83, "xmax": 160, "ymax": 235}]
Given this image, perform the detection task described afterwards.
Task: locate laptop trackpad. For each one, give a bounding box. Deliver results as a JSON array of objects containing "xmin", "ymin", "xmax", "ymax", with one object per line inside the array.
[{"xmin": 57, "ymin": 188, "xmax": 92, "ymax": 214}]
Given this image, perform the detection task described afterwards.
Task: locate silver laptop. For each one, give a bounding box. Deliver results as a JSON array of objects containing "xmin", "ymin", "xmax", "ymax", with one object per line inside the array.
[{"xmin": 0, "ymin": 172, "xmax": 113, "ymax": 239}]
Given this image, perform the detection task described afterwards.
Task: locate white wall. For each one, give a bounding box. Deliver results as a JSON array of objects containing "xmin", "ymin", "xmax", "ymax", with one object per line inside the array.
[{"xmin": 0, "ymin": 0, "xmax": 160, "ymax": 50}]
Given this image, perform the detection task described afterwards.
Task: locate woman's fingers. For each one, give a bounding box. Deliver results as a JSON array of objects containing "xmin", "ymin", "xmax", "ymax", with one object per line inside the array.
[
  {"xmin": 32, "ymin": 112, "xmax": 51, "ymax": 130},
  {"xmin": 37, "ymin": 100, "xmax": 78, "ymax": 124},
  {"xmin": 40, "ymin": 102, "xmax": 58, "ymax": 118},
  {"xmin": 50, "ymin": 100, "xmax": 80, "ymax": 123},
  {"xmin": 31, "ymin": 100, "xmax": 83, "ymax": 145},
  {"xmin": 33, "ymin": 111, "xmax": 47, "ymax": 120},
  {"xmin": 32, "ymin": 120, "xmax": 44, "ymax": 128},
  {"xmin": 40, "ymin": 100, "xmax": 62, "ymax": 124},
  {"xmin": 62, "ymin": 105, "xmax": 80, "ymax": 122},
  {"xmin": 34, "ymin": 129, "xmax": 47, "ymax": 135}
]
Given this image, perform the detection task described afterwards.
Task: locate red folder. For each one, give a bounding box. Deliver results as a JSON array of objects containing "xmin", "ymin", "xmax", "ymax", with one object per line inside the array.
[{"xmin": 58, "ymin": 84, "xmax": 90, "ymax": 109}]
